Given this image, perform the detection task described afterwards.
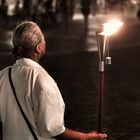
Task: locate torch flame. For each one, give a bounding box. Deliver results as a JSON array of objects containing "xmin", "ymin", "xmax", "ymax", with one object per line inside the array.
[{"xmin": 100, "ymin": 20, "xmax": 123, "ymax": 36}]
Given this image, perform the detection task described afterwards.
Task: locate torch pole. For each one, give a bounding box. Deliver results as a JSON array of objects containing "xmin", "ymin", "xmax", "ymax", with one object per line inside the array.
[
  {"xmin": 96, "ymin": 33, "xmax": 108, "ymax": 133},
  {"xmin": 98, "ymin": 62, "xmax": 105, "ymax": 133}
]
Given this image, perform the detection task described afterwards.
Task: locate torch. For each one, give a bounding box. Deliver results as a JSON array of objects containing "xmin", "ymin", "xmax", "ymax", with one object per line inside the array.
[{"xmin": 96, "ymin": 20, "xmax": 123, "ymax": 133}]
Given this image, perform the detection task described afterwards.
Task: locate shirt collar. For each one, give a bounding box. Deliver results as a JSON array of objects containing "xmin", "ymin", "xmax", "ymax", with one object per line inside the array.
[{"xmin": 14, "ymin": 58, "xmax": 41, "ymax": 68}]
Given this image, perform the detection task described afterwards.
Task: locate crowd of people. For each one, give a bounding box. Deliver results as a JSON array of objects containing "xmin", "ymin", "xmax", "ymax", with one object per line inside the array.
[
  {"xmin": 0, "ymin": 0, "xmax": 77, "ymax": 26},
  {"xmin": 0, "ymin": 0, "xmax": 99, "ymax": 28}
]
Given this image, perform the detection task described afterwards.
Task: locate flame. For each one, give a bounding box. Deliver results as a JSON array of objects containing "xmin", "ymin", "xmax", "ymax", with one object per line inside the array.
[{"xmin": 100, "ymin": 20, "xmax": 123, "ymax": 36}]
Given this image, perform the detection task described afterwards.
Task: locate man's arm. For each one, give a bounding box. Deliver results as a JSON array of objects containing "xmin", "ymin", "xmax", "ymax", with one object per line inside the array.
[{"xmin": 54, "ymin": 128, "xmax": 107, "ymax": 140}]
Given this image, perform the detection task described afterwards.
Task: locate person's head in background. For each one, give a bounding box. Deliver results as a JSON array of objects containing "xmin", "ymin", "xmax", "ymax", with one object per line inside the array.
[{"xmin": 12, "ymin": 21, "xmax": 46, "ymax": 62}]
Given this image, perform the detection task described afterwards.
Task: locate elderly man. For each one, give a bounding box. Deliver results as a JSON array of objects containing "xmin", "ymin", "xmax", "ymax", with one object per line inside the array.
[{"xmin": 0, "ymin": 21, "xmax": 107, "ymax": 140}]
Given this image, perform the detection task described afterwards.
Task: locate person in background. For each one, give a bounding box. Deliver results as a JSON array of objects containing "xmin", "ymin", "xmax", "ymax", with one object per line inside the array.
[
  {"xmin": 0, "ymin": 21, "xmax": 107, "ymax": 140},
  {"xmin": 0, "ymin": 0, "xmax": 8, "ymax": 23}
]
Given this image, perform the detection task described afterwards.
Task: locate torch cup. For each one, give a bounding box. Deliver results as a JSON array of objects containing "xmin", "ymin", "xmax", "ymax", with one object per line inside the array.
[{"xmin": 96, "ymin": 32, "xmax": 110, "ymax": 72}]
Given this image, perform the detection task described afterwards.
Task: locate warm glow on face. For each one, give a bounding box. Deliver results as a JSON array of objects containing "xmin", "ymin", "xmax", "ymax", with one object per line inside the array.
[{"xmin": 100, "ymin": 20, "xmax": 123, "ymax": 36}]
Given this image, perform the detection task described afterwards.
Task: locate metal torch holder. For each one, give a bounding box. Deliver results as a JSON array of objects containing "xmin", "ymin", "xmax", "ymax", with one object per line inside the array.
[{"xmin": 96, "ymin": 32, "xmax": 111, "ymax": 133}]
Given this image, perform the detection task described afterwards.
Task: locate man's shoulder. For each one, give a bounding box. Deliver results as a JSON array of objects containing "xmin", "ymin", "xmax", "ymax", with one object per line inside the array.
[
  {"xmin": 0, "ymin": 66, "xmax": 10, "ymax": 79},
  {"xmin": 0, "ymin": 67, "xmax": 9, "ymax": 74}
]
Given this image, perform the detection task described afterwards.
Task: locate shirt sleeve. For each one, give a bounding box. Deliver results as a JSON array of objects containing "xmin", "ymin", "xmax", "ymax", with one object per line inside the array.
[{"xmin": 32, "ymin": 72, "xmax": 65, "ymax": 138}]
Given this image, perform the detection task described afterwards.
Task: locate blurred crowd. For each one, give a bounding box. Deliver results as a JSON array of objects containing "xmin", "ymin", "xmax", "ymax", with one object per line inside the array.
[{"xmin": 0, "ymin": 0, "xmax": 139, "ymax": 28}]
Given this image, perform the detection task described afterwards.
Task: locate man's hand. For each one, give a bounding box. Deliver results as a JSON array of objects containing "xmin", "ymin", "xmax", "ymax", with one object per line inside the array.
[{"xmin": 87, "ymin": 131, "xmax": 107, "ymax": 140}]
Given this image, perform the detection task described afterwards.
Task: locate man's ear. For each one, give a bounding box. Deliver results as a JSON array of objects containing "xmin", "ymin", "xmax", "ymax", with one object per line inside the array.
[
  {"xmin": 36, "ymin": 43, "xmax": 42, "ymax": 54},
  {"xmin": 35, "ymin": 42, "xmax": 46, "ymax": 56}
]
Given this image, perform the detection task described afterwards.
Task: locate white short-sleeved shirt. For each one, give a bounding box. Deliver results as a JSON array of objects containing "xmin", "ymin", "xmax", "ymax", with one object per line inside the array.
[{"xmin": 0, "ymin": 58, "xmax": 65, "ymax": 140}]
